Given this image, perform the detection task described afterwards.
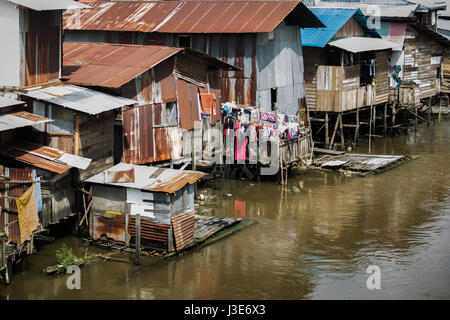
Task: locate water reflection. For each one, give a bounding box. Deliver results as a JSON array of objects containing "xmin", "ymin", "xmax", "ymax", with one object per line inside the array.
[{"xmin": 1, "ymin": 122, "xmax": 449, "ymax": 299}]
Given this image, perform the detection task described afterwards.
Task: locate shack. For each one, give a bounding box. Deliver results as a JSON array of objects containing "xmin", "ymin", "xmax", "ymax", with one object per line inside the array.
[
  {"xmin": 15, "ymin": 84, "xmax": 137, "ymax": 180},
  {"xmin": 310, "ymin": 1, "xmax": 450, "ymax": 109},
  {"xmin": 63, "ymin": 0, "xmax": 324, "ymax": 116},
  {"xmin": 0, "ymin": 142, "xmax": 91, "ymax": 255},
  {"xmin": 84, "ymin": 163, "xmax": 205, "ymax": 252},
  {"xmin": 61, "ymin": 41, "xmax": 238, "ymax": 167},
  {"xmin": 301, "ymin": 8, "xmax": 397, "ymax": 148},
  {"xmin": 0, "ymin": 0, "xmax": 87, "ymax": 89}
]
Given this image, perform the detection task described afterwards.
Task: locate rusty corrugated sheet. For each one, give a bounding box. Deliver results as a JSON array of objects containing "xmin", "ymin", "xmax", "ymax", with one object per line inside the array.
[
  {"xmin": 176, "ymin": 78, "xmax": 200, "ymax": 130},
  {"xmin": 85, "ymin": 163, "xmax": 206, "ymax": 194},
  {"xmin": 0, "ymin": 146, "xmax": 72, "ymax": 174},
  {"xmin": 63, "ymin": 1, "xmax": 322, "ymax": 33},
  {"xmin": 63, "ymin": 42, "xmax": 182, "ymax": 89},
  {"xmin": 104, "ymin": 168, "xmax": 135, "ymax": 183},
  {"xmin": 24, "ymin": 9, "xmax": 60, "ymax": 86},
  {"xmin": 148, "ymin": 172, "xmax": 205, "ymax": 194},
  {"xmin": 154, "ymin": 128, "xmax": 171, "ymax": 162},
  {"xmin": 63, "ymin": 1, "xmax": 182, "ymax": 32},
  {"xmin": 129, "ymin": 217, "xmax": 170, "ymax": 247},
  {"xmin": 171, "ymin": 212, "xmax": 195, "ymax": 250},
  {"xmin": 93, "ymin": 215, "xmax": 126, "ymax": 242},
  {"xmin": 154, "ymin": 58, "xmax": 177, "ymax": 103},
  {"xmin": 123, "ymin": 104, "xmax": 154, "ymax": 165}
]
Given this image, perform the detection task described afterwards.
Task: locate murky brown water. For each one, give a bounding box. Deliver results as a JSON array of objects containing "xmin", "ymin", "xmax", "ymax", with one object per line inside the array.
[{"xmin": 1, "ymin": 121, "xmax": 449, "ymax": 300}]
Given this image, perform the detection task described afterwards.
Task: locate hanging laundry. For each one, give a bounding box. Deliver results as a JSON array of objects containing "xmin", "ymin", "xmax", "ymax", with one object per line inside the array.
[
  {"xmin": 260, "ymin": 111, "xmax": 276, "ymax": 123},
  {"xmin": 16, "ymin": 184, "xmax": 40, "ymax": 246},
  {"xmin": 235, "ymin": 122, "xmax": 247, "ymax": 161},
  {"xmin": 199, "ymin": 93, "xmax": 216, "ymax": 115}
]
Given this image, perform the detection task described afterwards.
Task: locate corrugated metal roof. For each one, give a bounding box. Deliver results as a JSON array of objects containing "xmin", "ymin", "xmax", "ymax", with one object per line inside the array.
[
  {"xmin": 85, "ymin": 162, "xmax": 206, "ymax": 194},
  {"xmin": 63, "ymin": 42, "xmax": 182, "ymax": 88},
  {"xmin": 301, "ymin": 8, "xmax": 380, "ymax": 48},
  {"xmin": 16, "ymin": 84, "xmax": 137, "ymax": 115},
  {"xmin": 0, "ymin": 141, "xmax": 92, "ymax": 173},
  {"xmin": 328, "ymin": 37, "xmax": 399, "ymax": 53},
  {"xmin": 0, "ymin": 96, "xmax": 25, "ymax": 109},
  {"xmin": 9, "ymin": 0, "xmax": 89, "ymax": 10},
  {"xmin": 0, "ymin": 111, "xmax": 52, "ymax": 132},
  {"xmin": 312, "ymin": 3, "xmax": 418, "ymax": 18},
  {"xmin": 63, "ymin": 42, "xmax": 238, "ymax": 89},
  {"xmin": 63, "ymin": 1, "xmax": 323, "ymax": 33}
]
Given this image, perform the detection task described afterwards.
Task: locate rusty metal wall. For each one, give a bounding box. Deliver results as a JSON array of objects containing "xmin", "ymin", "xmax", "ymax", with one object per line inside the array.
[
  {"xmin": 21, "ymin": 9, "xmax": 61, "ymax": 86},
  {"xmin": 171, "ymin": 212, "xmax": 195, "ymax": 251},
  {"xmin": 93, "ymin": 215, "xmax": 126, "ymax": 242},
  {"xmin": 0, "ymin": 167, "xmax": 34, "ymax": 244},
  {"xmin": 123, "ymin": 104, "xmax": 154, "ymax": 165},
  {"xmin": 176, "ymin": 78, "xmax": 200, "ymax": 130},
  {"xmin": 129, "ymin": 216, "xmax": 170, "ymax": 250}
]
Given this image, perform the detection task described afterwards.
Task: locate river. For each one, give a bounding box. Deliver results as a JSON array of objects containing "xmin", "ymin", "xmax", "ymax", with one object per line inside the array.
[{"xmin": 1, "ymin": 121, "xmax": 449, "ymax": 299}]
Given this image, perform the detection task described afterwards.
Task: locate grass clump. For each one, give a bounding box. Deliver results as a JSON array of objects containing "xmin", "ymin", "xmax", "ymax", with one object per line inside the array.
[{"xmin": 43, "ymin": 244, "xmax": 95, "ymax": 274}]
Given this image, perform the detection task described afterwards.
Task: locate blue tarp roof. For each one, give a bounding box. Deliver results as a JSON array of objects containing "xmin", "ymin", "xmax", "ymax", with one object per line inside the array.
[{"xmin": 301, "ymin": 8, "xmax": 381, "ymax": 48}]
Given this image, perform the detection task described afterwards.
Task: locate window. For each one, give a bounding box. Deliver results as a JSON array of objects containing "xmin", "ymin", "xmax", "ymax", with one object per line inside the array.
[
  {"xmin": 268, "ymin": 31, "xmax": 275, "ymax": 41},
  {"xmin": 162, "ymin": 102, "xmax": 178, "ymax": 126},
  {"xmin": 177, "ymin": 35, "xmax": 191, "ymax": 48}
]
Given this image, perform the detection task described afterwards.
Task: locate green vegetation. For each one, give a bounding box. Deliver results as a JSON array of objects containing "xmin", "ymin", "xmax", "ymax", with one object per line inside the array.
[{"xmin": 43, "ymin": 244, "xmax": 95, "ymax": 274}]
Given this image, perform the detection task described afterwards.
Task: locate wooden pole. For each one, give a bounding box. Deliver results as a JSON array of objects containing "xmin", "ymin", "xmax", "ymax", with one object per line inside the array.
[
  {"xmin": 384, "ymin": 102, "xmax": 387, "ymax": 136},
  {"xmin": 392, "ymin": 101, "xmax": 396, "ymax": 126},
  {"xmin": 74, "ymin": 114, "xmax": 80, "ymax": 156},
  {"xmin": 329, "ymin": 113, "xmax": 340, "ymax": 150},
  {"xmin": 134, "ymin": 213, "xmax": 140, "ymax": 265},
  {"xmin": 369, "ymin": 105, "xmax": 373, "ymax": 154},
  {"xmin": 415, "ymin": 106, "xmax": 418, "ymax": 131},
  {"xmin": 339, "ymin": 113, "xmax": 345, "ymax": 149},
  {"xmin": 427, "ymin": 98, "xmax": 431, "ymax": 126},
  {"xmin": 355, "ymin": 107, "xmax": 360, "ymax": 145},
  {"xmin": 325, "ymin": 112, "xmax": 329, "ymax": 147}
]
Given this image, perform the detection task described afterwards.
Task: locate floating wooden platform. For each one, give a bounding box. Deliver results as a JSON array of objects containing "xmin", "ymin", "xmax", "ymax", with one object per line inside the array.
[
  {"xmin": 88, "ymin": 215, "xmax": 256, "ymax": 260},
  {"xmin": 311, "ymin": 153, "xmax": 418, "ymax": 176}
]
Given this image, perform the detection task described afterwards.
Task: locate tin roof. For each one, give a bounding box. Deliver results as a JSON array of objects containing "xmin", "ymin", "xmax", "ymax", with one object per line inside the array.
[
  {"xmin": 63, "ymin": 42, "xmax": 238, "ymax": 89},
  {"xmin": 0, "ymin": 141, "xmax": 92, "ymax": 174},
  {"xmin": 328, "ymin": 37, "xmax": 399, "ymax": 53},
  {"xmin": 0, "ymin": 96, "xmax": 25, "ymax": 109},
  {"xmin": 63, "ymin": 1, "xmax": 323, "ymax": 33},
  {"xmin": 9, "ymin": 0, "xmax": 89, "ymax": 10},
  {"xmin": 85, "ymin": 162, "xmax": 206, "ymax": 194},
  {"xmin": 16, "ymin": 84, "xmax": 137, "ymax": 115},
  {"xmin": 311, "ymin": 3, "xmax": 418, "ymax": 19},
  {"xmin": 63, "ymin": 42, "xmax": 182, "ymax": 88},
  {"xmin": 0, "ymin": 111, "xmax": 52, "ymax": 132},
  {"xmin": 301, "ymin": 8, "xmax": 382, "ymax": 48}
]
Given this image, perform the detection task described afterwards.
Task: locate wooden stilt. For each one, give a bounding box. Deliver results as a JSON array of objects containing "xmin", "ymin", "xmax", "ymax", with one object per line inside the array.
[
  {"xmin": 325, "ymin": 112, "xmax": 329, "ymax": 148},
  {"xmin": 355, "ymin": 107, "xmax": 360, "ymax": 145},
  {"xmin": 384, "ymin": 102, "xmax": 387, "ymax": 136},
  {"xmin": 135, "ymin": 213, "xmax": 140, "ymax": 265},
  {"xmin": 339, "ymin": 113, "xmax": 345, "ymax": 149},
  {"xmin": 369, "ymin": 105, "xmax": 373, "ymax": 154},
  {"xmin": 415, "ymin": 106, "xmax": 418, "ymax": 131},
  {"xmin": 392, "ymin": 101, "xmax": 396, "ymax": 127},
  {"xmin": 329, "ymin": 113, "xmax": 340, "ymax": 150},
  {"xmin": 427, "ymin": 98, "xmax": 431, "ymax": 126}
]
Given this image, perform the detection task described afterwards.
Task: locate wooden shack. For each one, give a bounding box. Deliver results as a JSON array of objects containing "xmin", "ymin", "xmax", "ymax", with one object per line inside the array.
[
  {"xmin": 0, "ymin": 0, "xmax": 87, "ymax": 88},
  {"xmin": 61, "ymin": 42, "xmax": 238, "ymax": 166},
  {"xmin": 15, "ymin": 84, "xmax": 137, "ymax": 180},
  {"xmin": 301, "ymin": 8, "xmax": 397, "ymax": 113},
  {"xmin": 84, "ymin": 163, "xmax": 205, "ymax": 252},
  {"xmin": 0, "ymin": 141, "xmax": 91, "ymax": 247},
  {"xmin": 63, "ymin": 0, "xmax": 324, "ymax": 116}
]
